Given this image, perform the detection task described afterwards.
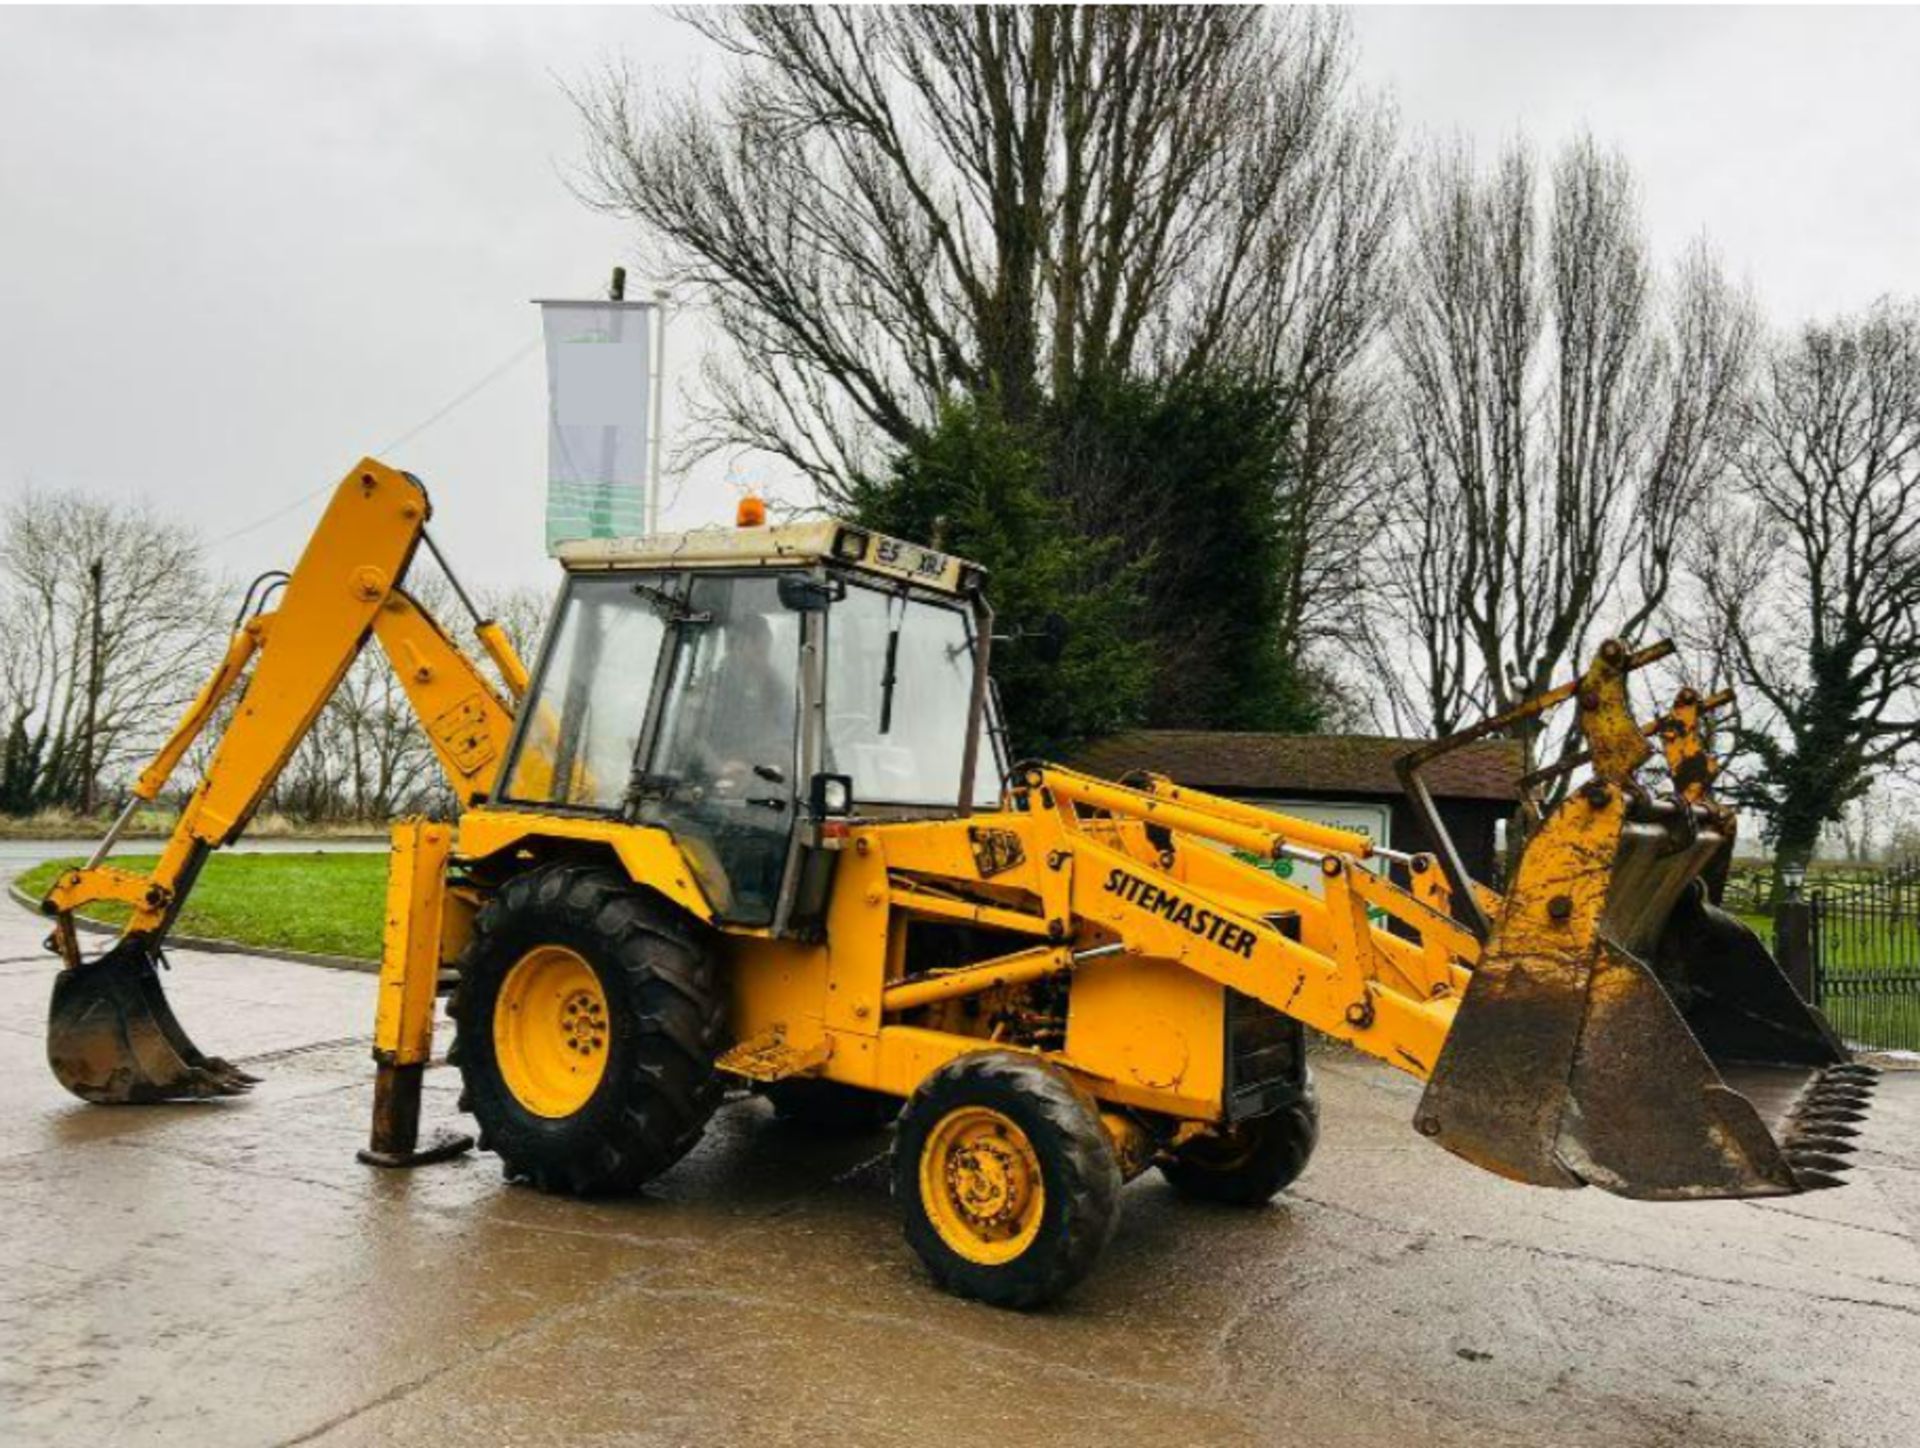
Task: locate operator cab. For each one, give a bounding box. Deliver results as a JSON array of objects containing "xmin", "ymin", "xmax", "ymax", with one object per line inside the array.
[{"xmin": 494, "ymin": 517, "xmax": 1005, "ymax": 933}]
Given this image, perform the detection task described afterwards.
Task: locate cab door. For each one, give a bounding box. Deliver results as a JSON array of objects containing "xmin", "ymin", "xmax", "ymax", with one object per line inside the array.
[{"xmin": 638, "ymin": 574, "xmax": 802, "ymax": 925}]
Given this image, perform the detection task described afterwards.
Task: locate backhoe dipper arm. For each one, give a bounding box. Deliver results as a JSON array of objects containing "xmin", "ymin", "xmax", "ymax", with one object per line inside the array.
[{"xmin": 42, "ymin": 459, "xmax": 521, "ymax": 956}]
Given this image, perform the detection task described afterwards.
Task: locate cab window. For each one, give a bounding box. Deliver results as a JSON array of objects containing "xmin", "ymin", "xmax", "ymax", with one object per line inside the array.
[
  {"xmin": 824, "ymin": 584, "xmax": 997, "ymax": 808},
  {"xmin": 500, "ymin": 575, "xmax": 669, "ymax": 810}
]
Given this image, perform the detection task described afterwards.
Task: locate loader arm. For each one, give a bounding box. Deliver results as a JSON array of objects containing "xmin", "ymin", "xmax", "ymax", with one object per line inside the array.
[
  {"xmin": 832, "ymin": 638, "xmax": 1871, "ymax": 1206},
  {"xmin": 42, "ymin": 459, "xmax": 525, "ymax": 1103}
]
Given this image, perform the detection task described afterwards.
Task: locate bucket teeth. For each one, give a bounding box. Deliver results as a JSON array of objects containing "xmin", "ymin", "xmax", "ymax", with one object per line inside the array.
[
  {"xmin": 1800, "ymin": 1108, "xmax": 1868, "ymax": 1127},
  {"xmin": 1812, "ymin": 1094, "xmax": 1873, "ymax": 1115},
  {"xmin": 203, "ymin": 1057, "xmax": 263, "ymax": 1087},
  {"xmin": 1795, "ymin": 1119, "xmax": 1860, "ymax": 1139},
  {"xmin": 47, "ymin": 940, "xmax": 256, "ymax": 1104},
  {"xmin": 1792, "ymin": 1169, "xmax": 1846, "ymax": 1192},
  {"xmin": 1775, "ymin": 1063, "xmax": 1879, "ymax": 1182},
  {"xmin": 1787, "ymin": 1150, "xmax": 1852, "ymax": 1176},
  {"xmin": 1808, "ymin": 1089, "xmax": 1873, "ymax": 1111},
  {"xmin": 1827, "ymin": 1064, "xmax": 1881, "ymax": 1082},
  {"xmin": 1789, "ymin": 1134, "xmax": 1856, "ymax": 1156}
]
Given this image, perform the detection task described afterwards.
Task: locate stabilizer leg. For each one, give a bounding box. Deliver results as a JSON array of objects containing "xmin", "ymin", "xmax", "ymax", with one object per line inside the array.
[{"xmin": 358, "ymin": 820, "xmax": 473, "ymax": 1169}]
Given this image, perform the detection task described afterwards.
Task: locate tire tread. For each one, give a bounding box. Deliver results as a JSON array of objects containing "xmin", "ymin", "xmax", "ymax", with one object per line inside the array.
[{"xmin": 451, "ymin": 860, "xmax": 724, "ymax": 1196}]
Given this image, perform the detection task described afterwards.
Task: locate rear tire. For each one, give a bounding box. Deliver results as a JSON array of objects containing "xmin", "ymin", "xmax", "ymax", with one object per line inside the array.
[
  {"xmin": 764, "ymin": 1078, "xmax": 899, "ymax": 1136},
  {"xmin": 894, "ymin": 1052, "xmax": 1120, "ymax": 1309},
  {"xmin": 1158, "ymin": 1074, "xmax": 1320, "ymax": 1206},
  {"xmin": 450, "ymin": 862, "xmax": 724, "ymax": 1196}
]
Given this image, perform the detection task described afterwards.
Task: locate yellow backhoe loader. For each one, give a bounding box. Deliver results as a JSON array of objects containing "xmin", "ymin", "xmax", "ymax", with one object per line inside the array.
[{"xmin": 40, "ymin": 459, "xmax": 1875, "ymax": 1307}]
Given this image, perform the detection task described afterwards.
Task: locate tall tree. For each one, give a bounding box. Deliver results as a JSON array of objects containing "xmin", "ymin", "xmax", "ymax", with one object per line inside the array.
[
  {"xmin": 1368, "ymin": 136, "xmax": 1755, "ymax": 748},
  {"xmin": 1697, "ymin": 302, "xmax": 1920, "ymax": 876},
  {"xmin": 1052, "ymin": 372, "xmax": 1326, "ymax": 730},
  {"xmin": 851, "ymin": 397, "xmax": 1150, "ymax": 755},
  {"xmin": 577, "ymin": 7, "xmax": 1397, "ymax": 740},
  {"xmin": 576, "ymin": 6, "xmax": 1393, "ymax": 493}
]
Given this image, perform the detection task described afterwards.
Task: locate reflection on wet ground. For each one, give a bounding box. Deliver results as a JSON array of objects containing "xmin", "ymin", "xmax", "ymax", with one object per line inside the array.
[{"xmin": 0, "ymin": 900, "xmax": 1916, "ymax": 1448}]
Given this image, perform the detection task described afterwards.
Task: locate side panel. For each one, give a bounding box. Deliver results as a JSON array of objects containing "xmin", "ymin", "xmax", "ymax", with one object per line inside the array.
[
  {"xmin": 1064, "ymin": 955, "xmax": 1226, "ymax": 1112},
  {"xmin": 370, "ymin": 589, "xmax": 515, "ymax": 807},
  {"xmin": 723, "ymin": 936, "xmax": 832, "ymax": 1061}
]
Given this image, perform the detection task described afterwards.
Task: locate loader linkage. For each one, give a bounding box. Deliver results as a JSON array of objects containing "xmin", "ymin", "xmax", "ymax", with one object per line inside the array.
[{"xmin": 1403, "ymin": 639, "xmax": 1869, "ymax": 1197}]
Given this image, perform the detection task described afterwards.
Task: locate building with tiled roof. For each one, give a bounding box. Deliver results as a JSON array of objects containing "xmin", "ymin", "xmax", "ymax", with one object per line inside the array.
[{"xmin": 1067, "ymin": 730, "xmax": 1523, "ymax": 894}]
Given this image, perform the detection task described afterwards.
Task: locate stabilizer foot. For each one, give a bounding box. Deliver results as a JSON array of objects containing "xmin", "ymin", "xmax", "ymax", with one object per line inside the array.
[
  {"xmin": 360, "ymin": 1059, "xmax": 471, "ymax": 1169},
  {"xmin": 358, "ymin": 1128, "xmax": 475, "ymax": 1169}
]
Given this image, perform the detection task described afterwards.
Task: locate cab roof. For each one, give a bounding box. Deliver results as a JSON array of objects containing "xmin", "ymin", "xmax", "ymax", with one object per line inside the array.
[{"xmin": 552, "ymin": 519, "xmax": 982, "ymax": 597}]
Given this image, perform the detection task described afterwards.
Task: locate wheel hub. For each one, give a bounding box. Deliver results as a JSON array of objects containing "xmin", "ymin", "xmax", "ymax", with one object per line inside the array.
[
  {"xmin": 919, "ymin": 1105, "xmax": 1047, "ymax": 1265},
  {"xmin": 948, "ymin": 1140, "xmax": 1024, "ymax": 1225},
  {"xmin": 493, "ymin": 945, "xmax": 611, "ymax": 1119},
  {"xmin": 560, "ymin": 990, "xmax": 606, "ymax": 1055}
]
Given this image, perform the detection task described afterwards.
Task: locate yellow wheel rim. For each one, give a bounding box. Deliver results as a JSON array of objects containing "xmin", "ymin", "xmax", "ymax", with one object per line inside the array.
[
  {"xmin": 493, "ymin": 945, "xmax": 610, "ymax": 1118},
  {"xmin": 919, "ymin": 1105, "xmax": 1046, "ymax": 1266}
]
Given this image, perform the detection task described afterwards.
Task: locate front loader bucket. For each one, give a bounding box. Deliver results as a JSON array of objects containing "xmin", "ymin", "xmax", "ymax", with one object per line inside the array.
[
  {"xmin": 48, "ymin": 939, "xmax": 258, "ymax": 1103},
  {"xmin": 1416, "ymin": 803, "xmax": 1872, "ymax": 1201}
]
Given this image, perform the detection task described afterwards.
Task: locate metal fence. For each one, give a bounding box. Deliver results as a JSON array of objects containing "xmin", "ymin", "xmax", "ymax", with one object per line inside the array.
[{"xmin": 1803, "ymin": 873, "xmax": 1920, "ymax": 1053}]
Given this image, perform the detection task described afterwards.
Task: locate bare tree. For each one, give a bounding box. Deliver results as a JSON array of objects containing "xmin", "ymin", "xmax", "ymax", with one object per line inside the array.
[
  {"xmin": 1697, "ymin": 301, "xmax": 1920, "ymax": 876},
  {"xmin": 0, "ymin": 491, "xmax": 221, "ymax": 814},
  {"xmin": 1366, "ymin": 135, "xmax": 1755, "ymax": 749},
  {"xmin": 574, "ymin": 6, "xmax": 1396, "ymax": 500}
]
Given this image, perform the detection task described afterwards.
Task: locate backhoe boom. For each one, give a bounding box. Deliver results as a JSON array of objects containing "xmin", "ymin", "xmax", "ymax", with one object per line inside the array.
[{"xmin": 42, "ymin": 460, "xmax": 522, "ymax": 1104}]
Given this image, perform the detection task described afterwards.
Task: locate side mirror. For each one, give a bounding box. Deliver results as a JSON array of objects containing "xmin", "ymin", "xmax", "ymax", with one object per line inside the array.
[
  {"xmin": 994, "ymin": 612, "xmax": 1070, "ymax": 665},
  {"xmin": 809, "ymin": 772, "xmax": 854, "ymax": 817}
]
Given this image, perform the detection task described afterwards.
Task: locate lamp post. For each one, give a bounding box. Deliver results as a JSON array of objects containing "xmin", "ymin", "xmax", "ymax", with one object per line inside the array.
[{"xmin": 1781, "ymin": 859, "xmax": 1807, "ymax": 903}]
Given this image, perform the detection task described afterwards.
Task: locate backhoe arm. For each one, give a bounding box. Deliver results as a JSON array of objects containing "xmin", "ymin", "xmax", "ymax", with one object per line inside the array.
[{"xmin": 42, "ymin": 459, "xmax": 525, "ymax": 1104}]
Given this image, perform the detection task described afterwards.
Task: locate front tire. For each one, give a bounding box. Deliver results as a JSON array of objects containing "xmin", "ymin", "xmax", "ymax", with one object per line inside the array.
[
  {"xmin": 894, "ymin": 1052, "xmax": 1120, "ymax": 1309},
  {"xmin": 450, "ymin": 862, "xmax": 724, "ymax": 1196},
  {"xmin": 1158, "ymin": 1074, "xmax": 1320, "ymax": 1207}
]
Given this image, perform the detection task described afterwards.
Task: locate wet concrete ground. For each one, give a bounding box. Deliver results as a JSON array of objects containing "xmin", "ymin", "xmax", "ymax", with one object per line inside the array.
[{"xmin": 1, "ymin": 901, "xmax": 1917, "ymax": 1448}]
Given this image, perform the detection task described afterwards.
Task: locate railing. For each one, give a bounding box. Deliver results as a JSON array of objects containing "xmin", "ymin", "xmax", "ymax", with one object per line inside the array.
[
  {"xmin": 1805, "ymin": 869, "xmax": 1920, "ymax": 1052},
  {"xmin": 1814, "ymin": 968, "xmax": 1920, "ymax": 1054}
]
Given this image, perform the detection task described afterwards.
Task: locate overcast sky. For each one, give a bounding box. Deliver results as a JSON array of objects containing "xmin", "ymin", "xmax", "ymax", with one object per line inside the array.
[{"xmin": 2, "ymin": 6, "xmax": 1917, "ymax": 594}]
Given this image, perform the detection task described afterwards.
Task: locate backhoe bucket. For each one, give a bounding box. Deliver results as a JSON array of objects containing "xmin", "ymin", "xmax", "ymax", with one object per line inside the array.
[
  {"xmin": 48, "ymin": 939, "xmax": 258, "ymax": 1103},
  {"xmin": 1416, "ymin": 802, "xmax": 1870, "ymax": 1200}
]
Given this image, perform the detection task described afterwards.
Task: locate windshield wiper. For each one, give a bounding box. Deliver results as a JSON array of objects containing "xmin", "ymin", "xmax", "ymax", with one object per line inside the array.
[
  {"xmin": 879, "ymin": 599, "xmax": 904, "ymax": 735},
  {"xmin": 631, "ymin": 580, "xmax": 709, "ymax": 624}
]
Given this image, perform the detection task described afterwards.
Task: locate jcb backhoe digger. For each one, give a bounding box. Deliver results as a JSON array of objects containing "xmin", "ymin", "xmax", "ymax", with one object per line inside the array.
[{"xmin": 40, "ymin": 460, "xmax": 1875, "ymax": 1307}]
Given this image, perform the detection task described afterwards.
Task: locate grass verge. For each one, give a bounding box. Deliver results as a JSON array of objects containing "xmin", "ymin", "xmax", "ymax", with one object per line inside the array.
[
  {"xmin": 0, "ymin": 807, "xmax": 388, "ymax": 840},
  {"xmin": 17, "ymin": 853, "xmax": 386, "ymax": 961}
]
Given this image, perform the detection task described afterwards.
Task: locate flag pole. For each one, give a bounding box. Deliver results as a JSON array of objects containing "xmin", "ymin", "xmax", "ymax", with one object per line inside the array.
[{"xmin": 649, "ymin": 287, "xmax": 668, "ymax": 537}]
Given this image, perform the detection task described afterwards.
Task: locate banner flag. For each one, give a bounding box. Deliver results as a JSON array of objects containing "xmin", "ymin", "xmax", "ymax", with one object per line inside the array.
[{"xmin": 538, "ymin": 299, "xmax": 654, "ymax": 551}]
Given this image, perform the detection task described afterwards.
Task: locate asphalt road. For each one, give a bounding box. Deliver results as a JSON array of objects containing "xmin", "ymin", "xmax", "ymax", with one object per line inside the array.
[{"xmin": 1, "ymin": 900, "xmax": 1917, "ymax": 1448}]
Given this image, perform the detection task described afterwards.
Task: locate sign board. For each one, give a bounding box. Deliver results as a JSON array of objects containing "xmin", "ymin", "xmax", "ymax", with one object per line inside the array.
[
  {"xmin": 538, "ymin": 299, "xmax": 655, "ymax": 551},
  {"xmin": 1224, "ymin": 797, "xmax": 1393, "ymax": 921}
]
